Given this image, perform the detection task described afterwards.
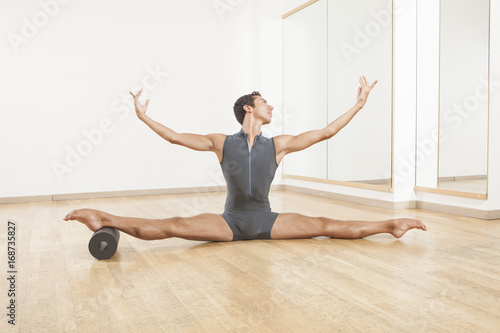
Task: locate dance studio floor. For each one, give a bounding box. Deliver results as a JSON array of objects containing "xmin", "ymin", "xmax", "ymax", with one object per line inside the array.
[{"xmin": 1, "ymin": 190, "xmax": 499, "ymax": 332}]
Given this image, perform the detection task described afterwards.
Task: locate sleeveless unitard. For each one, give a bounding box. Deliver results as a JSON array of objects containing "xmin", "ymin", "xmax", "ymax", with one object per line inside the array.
[{"xmin": 220, "ymin": 129, "xmax": 279, "ymax": 241}]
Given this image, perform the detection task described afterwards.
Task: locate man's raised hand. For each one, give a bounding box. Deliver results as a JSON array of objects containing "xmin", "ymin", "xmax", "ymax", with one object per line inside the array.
[
  {"xmin": 356, "ymin": 75, "xmax": 378, "ymax": 108},
  {"xmin": 129, "ymin": 88, "xmax": 150, "ymax": 119}
]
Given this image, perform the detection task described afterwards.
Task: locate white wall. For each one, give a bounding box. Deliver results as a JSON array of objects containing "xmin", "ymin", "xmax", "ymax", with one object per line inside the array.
[
  {"xmin": 415, "ymin": 0, "xmax": 439, "ymax": 189},
  {"xmin": 392, "ymin": 0, "xmax": 417, "ymax": 203},
  {"xmin": 0, "ymin": 0, "xmax": 284, "ymax": 198},
  {"xmin": 283, "ymin": 0, "xmax": 308, "ymax": 14},
  {"xmin": 488, "ymin": 0, "xmax": 500, "ymax": 211}
]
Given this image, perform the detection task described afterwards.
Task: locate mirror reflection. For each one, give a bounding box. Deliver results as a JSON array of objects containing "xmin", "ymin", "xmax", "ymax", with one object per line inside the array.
[
  {"xmin": 283, "ymin": 0, "xmax": 328, "ymax": 179},
  {"xmin": 327, "ymin": 0, "xmax": 392, "ymax": 187},
  {"xmin": 438, "ymin": 0, "xmax": 489, "ymax": 194},
  {"xmin": 283, "ymin": 0, "xmax": 393, "ymax": 190}
]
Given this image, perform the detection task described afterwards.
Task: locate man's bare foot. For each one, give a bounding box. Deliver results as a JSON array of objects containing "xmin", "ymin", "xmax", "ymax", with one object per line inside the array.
[
  {"xmin": 390, "ymin": 218, "xmax": 427, "ymax": 238},
  {"xmin": 63, "ymin": 209, "xmax": 107, "ymax": 232}
]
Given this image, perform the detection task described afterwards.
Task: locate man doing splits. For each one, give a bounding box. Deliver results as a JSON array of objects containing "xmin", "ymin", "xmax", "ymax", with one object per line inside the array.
[{"xmin": 64, "ymin": 76, "xmax": 426, "ymax": 241}]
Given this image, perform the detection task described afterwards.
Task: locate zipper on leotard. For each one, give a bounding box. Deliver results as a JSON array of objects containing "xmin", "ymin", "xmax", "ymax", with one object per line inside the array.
[
  {"xmin": 248, "ymin": 150, "xmax": 252, "ymax": 196},
  {"xmin": 245, "ymin": 132, "xmax": 252, "ymax": 197}
]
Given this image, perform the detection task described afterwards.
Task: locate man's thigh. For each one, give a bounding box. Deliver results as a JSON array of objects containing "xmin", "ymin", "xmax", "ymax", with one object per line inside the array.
[
  {"xmin": 270, "ymin": 213, "xmax": 326, "ymax": 240},
  {"xmin": 175, "ymin": 213, "xmax": 233, "ymax": 242}
]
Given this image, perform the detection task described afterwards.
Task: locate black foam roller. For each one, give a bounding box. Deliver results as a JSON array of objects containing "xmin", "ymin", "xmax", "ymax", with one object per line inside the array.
[{"xmin": 88, "ymin": 227, "xmax": 120, "ymax": 260}]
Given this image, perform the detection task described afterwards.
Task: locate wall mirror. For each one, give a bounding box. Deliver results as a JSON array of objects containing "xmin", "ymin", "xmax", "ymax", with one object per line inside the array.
[
  {"xmin": 283, "ymin": 0, "xmax": 393, "ymax": 191},
  {"xmin": 438, "ymin": 0, "xmax": 490, "ymax": 195}
]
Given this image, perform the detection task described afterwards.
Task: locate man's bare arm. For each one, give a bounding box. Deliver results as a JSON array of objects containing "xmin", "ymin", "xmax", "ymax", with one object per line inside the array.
[
  {"xmin": 275, "ymin": 76, "xmax": 377, "ymax": 160},
  {"xmin": 129, "ymin": 89, "xmax": 224, "ymax": 155}
]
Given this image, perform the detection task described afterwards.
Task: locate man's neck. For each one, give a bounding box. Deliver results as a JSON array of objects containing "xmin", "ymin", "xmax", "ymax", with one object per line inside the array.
[{"xmin": 241, "ymin": 121, "xmax": 263, "ymax": 149}]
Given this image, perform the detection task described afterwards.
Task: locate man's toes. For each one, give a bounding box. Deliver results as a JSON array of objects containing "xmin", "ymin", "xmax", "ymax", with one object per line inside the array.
[{"xmin": 64, "ymin": 210, "xmax": 77, "ymax": 221}]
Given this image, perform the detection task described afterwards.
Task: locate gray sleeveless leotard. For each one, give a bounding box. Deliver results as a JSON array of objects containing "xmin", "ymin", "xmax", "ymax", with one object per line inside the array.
[{"xmin": 220, "ymin": 129, "xmax": 279, "ymax": 241}]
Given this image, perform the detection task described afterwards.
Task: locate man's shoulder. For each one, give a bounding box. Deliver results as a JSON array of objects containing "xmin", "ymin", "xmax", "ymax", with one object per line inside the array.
[
  {"xmin": 272, "ymin": 134, "xmax": 293, "ymax": 143},
  {"xmin": 202, "ymin": 133, "xmax": 226, "ymax": 151}
]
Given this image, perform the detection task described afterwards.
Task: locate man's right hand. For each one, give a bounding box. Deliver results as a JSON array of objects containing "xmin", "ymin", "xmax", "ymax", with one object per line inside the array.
[{"xmin": 129, "ymin": 88, "xmax": 150, "ymax": 120}]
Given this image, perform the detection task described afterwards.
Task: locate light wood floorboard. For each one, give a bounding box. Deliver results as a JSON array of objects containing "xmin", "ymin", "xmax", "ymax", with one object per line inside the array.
[{"xmin": 0, "ymin": 190, "xmax": 499, "ymax": 332}]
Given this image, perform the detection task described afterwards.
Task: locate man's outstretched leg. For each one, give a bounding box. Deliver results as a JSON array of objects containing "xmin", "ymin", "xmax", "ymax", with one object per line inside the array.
[
  {"xmin": 64, "ymin": 209, "xmax": 233, "ymax": 242},
  {"xmin": 270, "ymin": 213, "xmax": 426, "ymax": 240}
]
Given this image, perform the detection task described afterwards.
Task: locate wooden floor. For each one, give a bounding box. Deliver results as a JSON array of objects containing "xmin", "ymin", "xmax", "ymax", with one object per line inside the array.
[{"xmin": 1, "ymin": 190, "xmax": 499, "ymax": 332}]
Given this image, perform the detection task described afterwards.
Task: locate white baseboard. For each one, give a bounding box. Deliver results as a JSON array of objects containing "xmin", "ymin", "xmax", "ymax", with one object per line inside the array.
[{"xmin": 416, "ymin": 201, "xmax": 500, "ymax": 220}]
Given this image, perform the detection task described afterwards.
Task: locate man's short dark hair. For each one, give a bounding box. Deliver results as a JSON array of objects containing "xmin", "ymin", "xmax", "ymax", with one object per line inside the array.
[{"xmin": 233, "ymin": 91, "xmax": 261, "ymax": 125}]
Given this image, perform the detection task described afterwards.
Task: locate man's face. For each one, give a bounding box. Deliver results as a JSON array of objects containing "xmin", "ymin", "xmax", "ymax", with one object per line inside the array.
[{"xmin": 248, "ymin": 96, "xmax": 274, "ymax": 124}]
